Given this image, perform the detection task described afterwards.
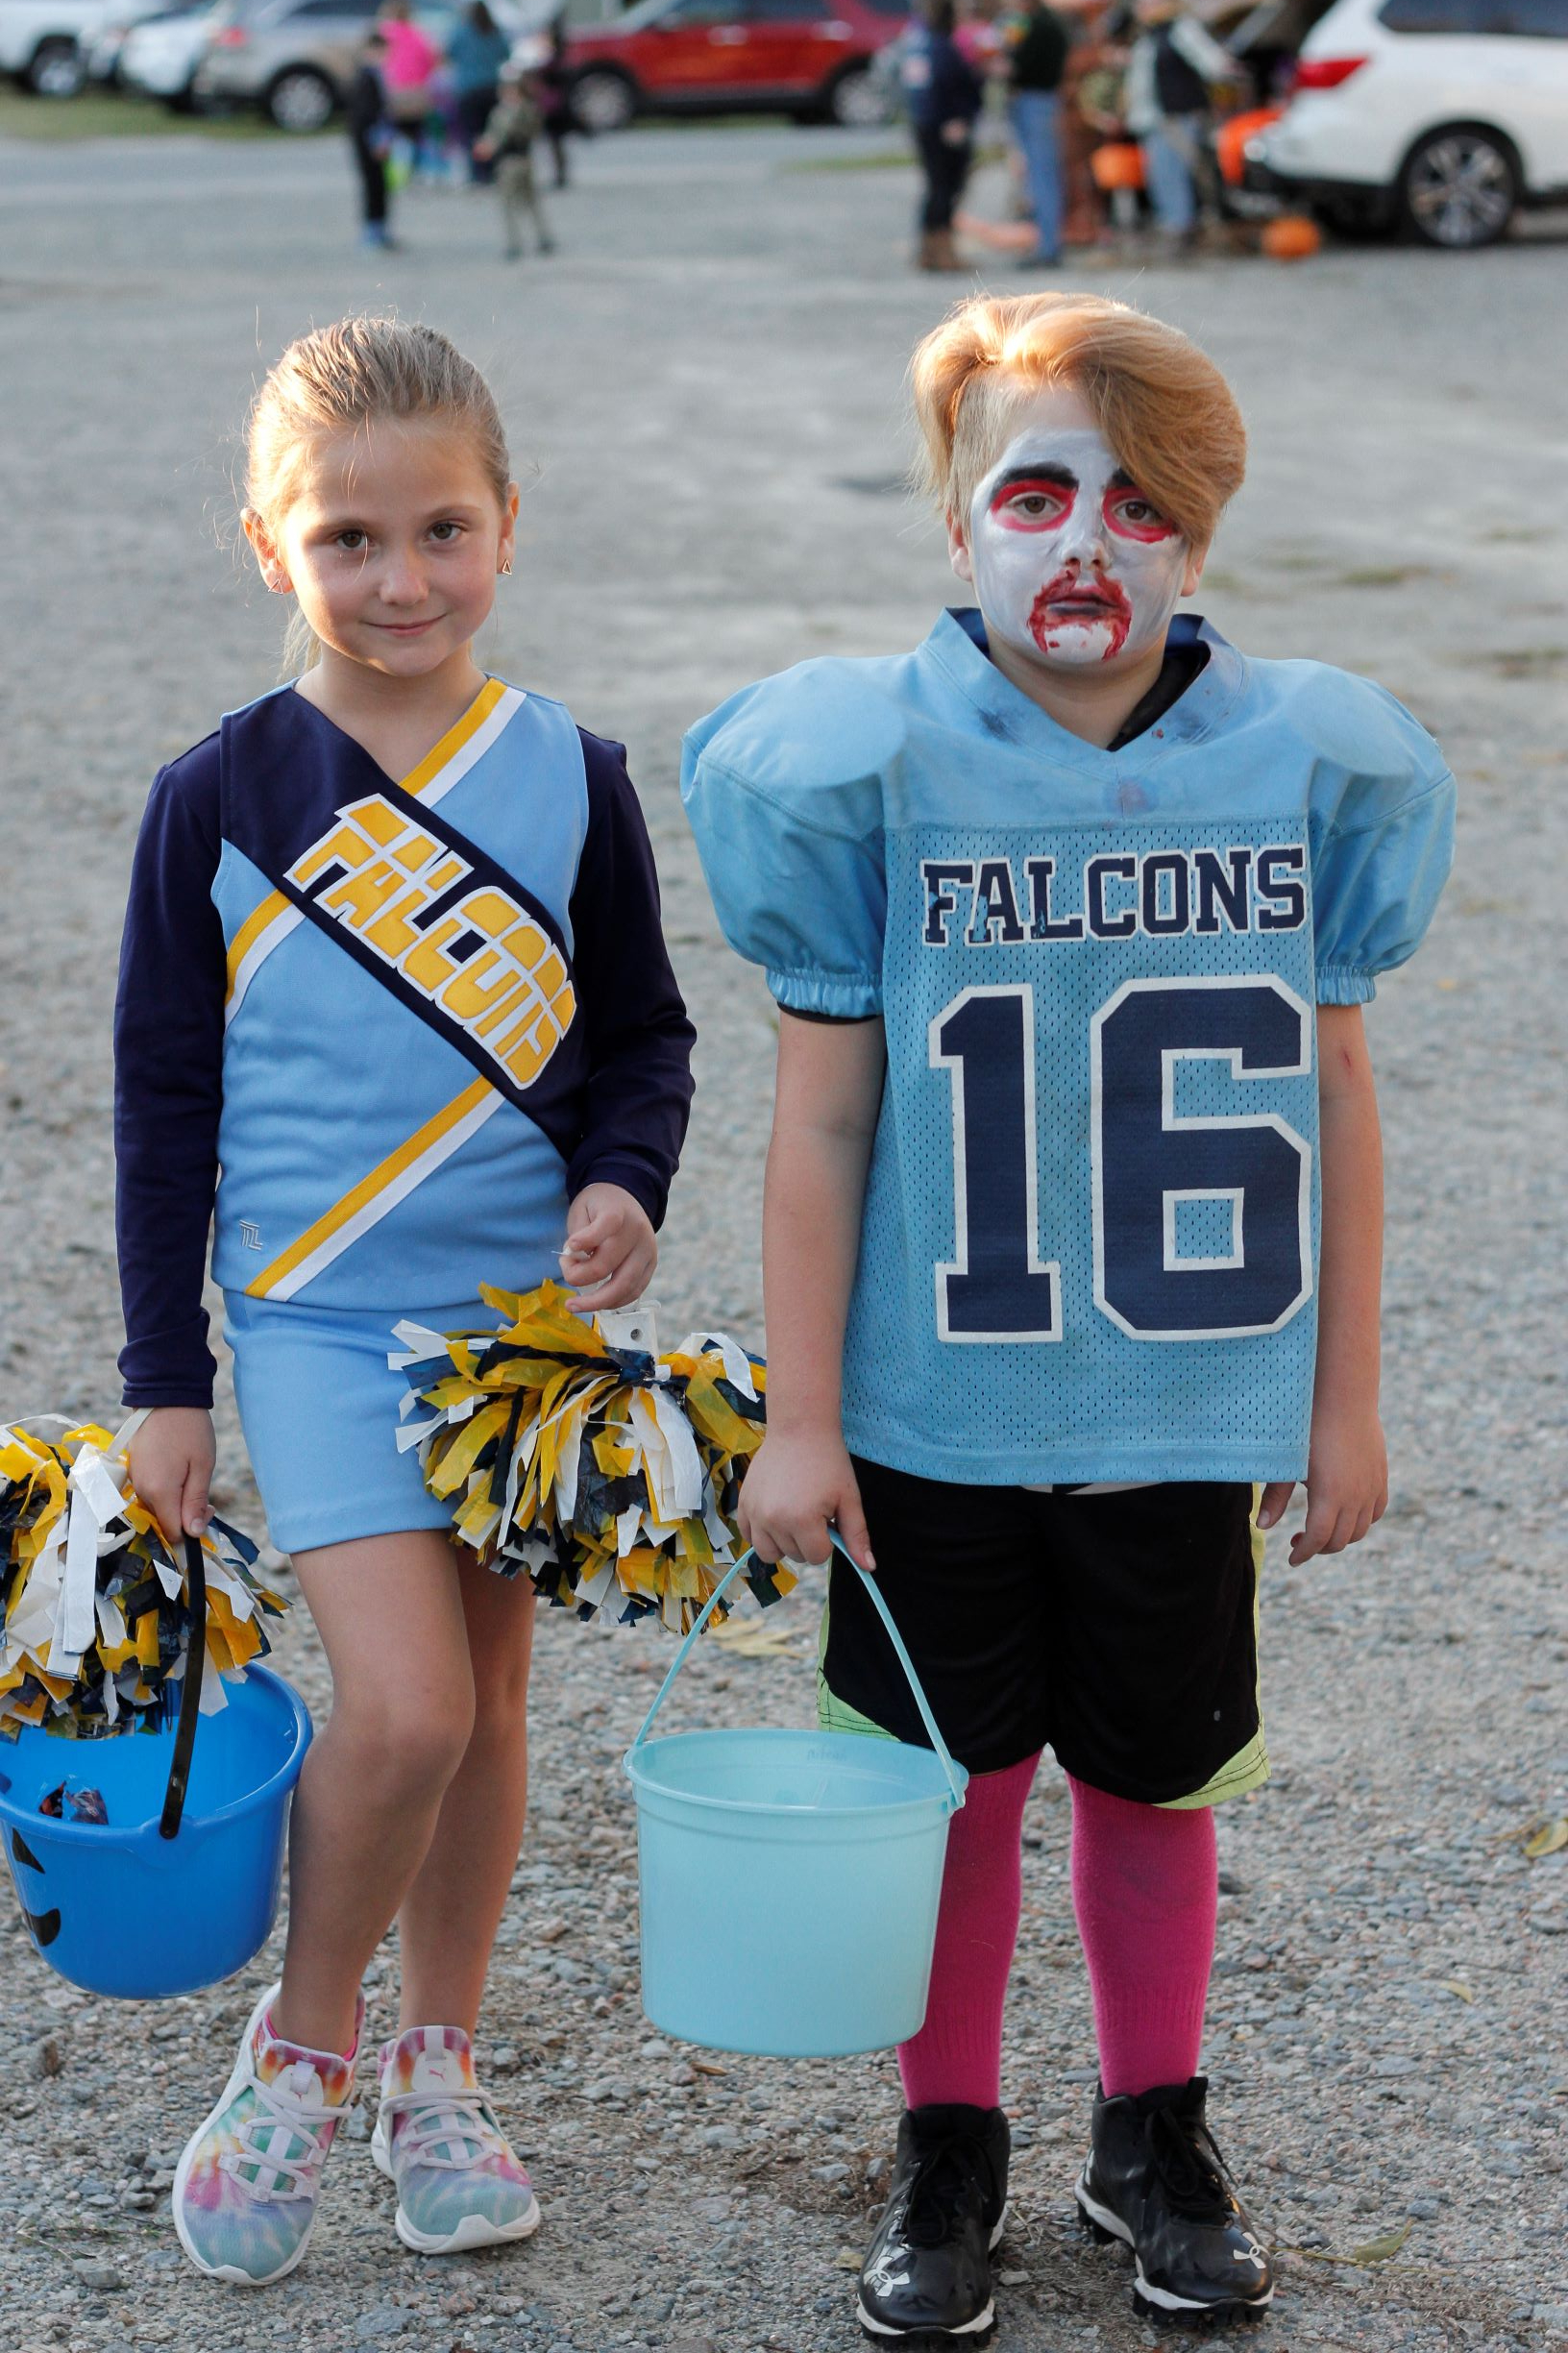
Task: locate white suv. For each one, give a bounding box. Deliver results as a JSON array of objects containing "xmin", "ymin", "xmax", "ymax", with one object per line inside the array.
[
  {"xmin": 1252, "ymin": 0, "xmax": 1568, "ymax": 247},
  {"xmin": 0, "ymin": 0, "xmax": 112, "ymax": 92}
]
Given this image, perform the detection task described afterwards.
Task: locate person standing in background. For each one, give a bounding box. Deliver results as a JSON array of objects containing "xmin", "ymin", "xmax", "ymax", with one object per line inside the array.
[
  {"xmin": 1123, "ymin": 0, "xmax": 1237, "ymax": 244},
  {"xmin": 346, "ymin": 26, "xmax": 396, "ymax": 250},
  {"xmin": 1057, "ymin": 0, "xmax": 1116, "ymax": 246},
  {"xmin": 1007, "ymin": 0, "xmax": 1069, "ymax": 265},
  {"xmin": 378, "ymin": 0, "xmax": 442, "ymax": 173},
  {"xmin": 537, "ymin": 12, "xmax": 576, "ymax": 190},
  {"xmin": 475, "ymin": 61, "xmax": 556, "ymax": 258},
  {"xmin": 448, "ymin": 0, "xmax": 512, "ymax": 183},
  {"xmin": 900, "ymin": 0, "xmax": 985, "ymax": 274}
]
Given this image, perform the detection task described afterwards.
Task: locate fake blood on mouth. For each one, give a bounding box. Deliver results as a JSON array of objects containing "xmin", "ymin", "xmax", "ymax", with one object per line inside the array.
[{"xmin": 1028, "ymin": 574, "xmax": 1132, "ymax": 660}]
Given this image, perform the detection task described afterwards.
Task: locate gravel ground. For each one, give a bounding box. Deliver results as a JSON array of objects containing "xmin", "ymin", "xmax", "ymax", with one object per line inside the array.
[{"xmin": 1, "ymin": 121, "xmax": 1565, "ymax": 2353}]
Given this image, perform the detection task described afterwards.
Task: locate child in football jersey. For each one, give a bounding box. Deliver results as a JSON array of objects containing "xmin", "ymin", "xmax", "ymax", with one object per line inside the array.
[
  {"xmin": 682, "ymin": 292, "xmax": 1452, "ymax": 2341},
  {"xmin": 116, "ymin": 316, "xmax": 694, "ymax": 2287}
]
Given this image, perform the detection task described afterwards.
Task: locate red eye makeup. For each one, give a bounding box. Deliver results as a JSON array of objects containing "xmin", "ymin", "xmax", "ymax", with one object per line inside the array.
[{"xmin": 987, "ymin": 471, "xmax": 1077, "ymax": 529}]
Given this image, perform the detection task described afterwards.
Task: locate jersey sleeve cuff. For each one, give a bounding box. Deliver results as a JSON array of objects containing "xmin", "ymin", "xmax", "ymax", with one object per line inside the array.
[
  {"xmin": 1315, "ymin": 965, "xmax": 1378, "ymax": 1006},
  {"xmin": 768, "ymin": 967, "xmax": 883, "ymax": 1019}
]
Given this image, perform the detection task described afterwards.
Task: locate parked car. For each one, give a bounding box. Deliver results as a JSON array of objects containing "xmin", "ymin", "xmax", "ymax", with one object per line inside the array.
[
  {"xmin": 559, "ymin": 0, "xmax": 908, "ymax": 134},
  {"xmin": 192, "ymin": 0, "xmax": 539, "ymax": 128},
  {"xmin": 0, "ymin": 0, "xmax": 114, "ymax": 93},
  {"xmin": 83, "ymin": 0, "xmax": 176, "ymax": 76},
  {"xmin": 1248, "ymin": 0, "xmax": 1568, "ymax": 246},
  {"xmin": 120, "ymin": 0, "xmax": 215, "ymax": 100}
]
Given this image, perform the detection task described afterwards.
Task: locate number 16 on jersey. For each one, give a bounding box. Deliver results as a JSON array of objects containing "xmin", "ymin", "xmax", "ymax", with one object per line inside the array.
[{"xmin": 931, "ymin": 976, "xmax": 1314, "ymax": 1347}]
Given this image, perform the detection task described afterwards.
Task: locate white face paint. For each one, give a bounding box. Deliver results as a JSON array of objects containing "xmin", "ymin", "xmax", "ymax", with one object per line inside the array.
[{"xmin": 965, "ymin": 426, "xmax": 1190, "ymax": 673}]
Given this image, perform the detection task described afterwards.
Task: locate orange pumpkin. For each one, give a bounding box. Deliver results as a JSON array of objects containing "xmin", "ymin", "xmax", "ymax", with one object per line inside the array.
[
  {"xmin": 1090, "ymin": 142, "xmax": 1145, "ymax": 194},
  {"xmin": 1261, "ymin": 212, "xmax": 1322, "ymax": 261}
]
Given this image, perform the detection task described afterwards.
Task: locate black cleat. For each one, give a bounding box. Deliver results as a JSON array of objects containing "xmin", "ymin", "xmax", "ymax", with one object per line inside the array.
[
  {"xmin": 857, "ymin": 2103, "xmax": 1011, "ymax": 2344},
  {"xmin": 1075, "ymin": 2077, "xmax": 1273, "ymax": 2326}
]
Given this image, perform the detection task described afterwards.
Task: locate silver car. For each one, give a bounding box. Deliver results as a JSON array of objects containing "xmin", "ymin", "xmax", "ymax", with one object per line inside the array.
[{"xmin": 193, "ymin": 0, "xmax": 498, "ymax": 132}]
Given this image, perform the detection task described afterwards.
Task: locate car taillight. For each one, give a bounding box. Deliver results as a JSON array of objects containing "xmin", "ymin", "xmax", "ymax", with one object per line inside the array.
[
  {"xmin": 1293, "ymin": 55, "xmax": 1369, "ymax": 89},
  {"xmin": 214, "ymin": 24, "xmax": 249, "ymax": 44}
]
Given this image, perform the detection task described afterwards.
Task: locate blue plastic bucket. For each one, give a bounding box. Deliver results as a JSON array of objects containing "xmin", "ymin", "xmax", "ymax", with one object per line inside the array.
[
  {"xmin": 625, "ymin": 1540, "xmax": 968, "ymax": 2057},
  {"xmin": 0, "ymin": 1664, "xmax": 311, "ymax": 1999}
]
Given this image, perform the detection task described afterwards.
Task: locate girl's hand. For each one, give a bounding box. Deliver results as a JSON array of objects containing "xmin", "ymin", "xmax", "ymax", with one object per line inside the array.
[
  {"xmin": 1257, "ymin": 1408, "xmax": 1387, "ymax": 1566},
  {"xmin": 128, "ymin": 1408, "xmax": 217, "ymax": 1546},
  {"xmin": 560, "ymin": 1183, "xmax": 656, "ymax": 1310},
  {"xmin": 737, "ymin": 1430, "xmax": 874, "ymax": 1576}
]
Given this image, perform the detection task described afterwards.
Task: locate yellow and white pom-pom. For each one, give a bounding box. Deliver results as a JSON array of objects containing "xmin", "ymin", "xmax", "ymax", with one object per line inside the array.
[
  {"xmin": 0, "ymin": 1420, "xmax": 285, "ymax": 1740},
  {"xmin": 391, "ymin": 1282, "xmax": 788, "ymax": 1634}
]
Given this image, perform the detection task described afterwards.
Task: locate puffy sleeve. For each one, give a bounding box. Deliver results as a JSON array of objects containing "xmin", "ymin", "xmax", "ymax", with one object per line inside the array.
[
  {"xmin": 1311, "ymin": 742, "xmax": 1456, "ymax": 1007},
  {"xmin": 680, "ymin": 677, "xmax": 888, "ymax": 1019}
]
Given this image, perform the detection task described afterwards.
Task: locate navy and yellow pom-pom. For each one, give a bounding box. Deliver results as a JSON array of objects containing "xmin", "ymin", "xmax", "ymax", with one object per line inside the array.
[
  {"xmin": 392, "ymin": 1282, "xmax": 787, "ymax": 1633},
  {"xmin": 0, "ymin": 1421, "xmax": 286, "ymax": 1740}
]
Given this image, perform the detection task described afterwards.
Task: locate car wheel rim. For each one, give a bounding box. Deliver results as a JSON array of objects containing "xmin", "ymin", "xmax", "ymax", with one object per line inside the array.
[
  {"xmin": 1409, "ymin": 137, "xmax": 1512, "ymax": 245},
  {"xmin": 273, "ymin": 74, "xmax": 331, "ymax": 130},
  {"xmin": 832, "ymin": 69, "xmax": 886, "ymax": 127},
  {"xmin": 36, "ymin": 52, "xmax": 84, "ymax": 95},
  {"xmin": 576, "ymin": 75, "xmax": 631, "ymax": 131}
]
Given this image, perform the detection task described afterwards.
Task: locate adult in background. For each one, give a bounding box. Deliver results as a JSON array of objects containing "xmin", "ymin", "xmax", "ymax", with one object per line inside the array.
[
  {"xmin": 378, "ymin": 0, "xmax": 442, "ymax": 170},
  {"xmin": 1123, "ymin": 0, "xmax": 1237, "ymax": 244},
  {"xmin": 346, "ymin": 26, "xmax": 396, "ymax": 250},
  {"xmin": 899, "ymin": 0, "xmax": 985, "ymax": 274},
  {"xmin": 537, "ymin": 12, "xmax": 576, "ymax": 190},
  {"xmin": 1007, "ymin": 0, "xmax": 1069, "ymax": 266},
  {"xmin": 449, "ymin": 0, "xmax": 512, "ymax": 183}
]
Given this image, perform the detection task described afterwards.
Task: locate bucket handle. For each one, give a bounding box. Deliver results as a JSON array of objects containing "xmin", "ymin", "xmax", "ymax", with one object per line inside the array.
[
  {"xmin": 158, "ymin": 1538, "xmax": 207, "ymax": 1841},
  {"xmin": 627, "ymin": 1534, "xmax": 967, "ymax": 1816}
]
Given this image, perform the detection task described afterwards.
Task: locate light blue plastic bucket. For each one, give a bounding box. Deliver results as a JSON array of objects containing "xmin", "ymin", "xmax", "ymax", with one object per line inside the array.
[
  {"xmin": 0, "ymin": 1651, "xmax": 311, "ymax": 2001},
  {"xmin": 625, "ymin": 1539, "xmax": 968, "ymax": 2058}
]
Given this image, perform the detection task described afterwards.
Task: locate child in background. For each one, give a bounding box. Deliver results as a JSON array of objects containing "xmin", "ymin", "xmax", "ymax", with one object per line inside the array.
[
  {"xmin": 474, "ymin": 59, "xmax": 555, "ymax": 260},
  {"xmin": 347, "ymin": 28, "xmax": 395, "ymax": 251},
  {"xmin": 683, "ymin": 291, "xmax": 1452, "ymax": 2342},
  {"xmin": 117, "ymin": 315, "xmax": 693, "ymax": 2286}
]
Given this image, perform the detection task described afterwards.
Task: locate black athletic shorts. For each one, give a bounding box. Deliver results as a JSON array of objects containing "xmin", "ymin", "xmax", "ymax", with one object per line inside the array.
[{"xmin": 818, "ymin": 1458, "xmax": 1265, "ymax": 1805}]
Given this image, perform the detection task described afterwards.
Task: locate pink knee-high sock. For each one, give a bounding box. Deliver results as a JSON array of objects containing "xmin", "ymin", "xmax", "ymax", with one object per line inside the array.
[
  {"xmin": 1068, "ymin": 1775, "xmax": 1217, "ymax": 2099},
  {"xmin": 897, "ymin": 1751, "xmax": 1041, "ymax": 2112}
]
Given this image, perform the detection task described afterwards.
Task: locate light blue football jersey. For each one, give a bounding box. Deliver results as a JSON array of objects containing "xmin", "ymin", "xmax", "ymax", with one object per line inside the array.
[{"xmin": 681, "ymin": 611, "xmax": 1455, "ymax": 1485}]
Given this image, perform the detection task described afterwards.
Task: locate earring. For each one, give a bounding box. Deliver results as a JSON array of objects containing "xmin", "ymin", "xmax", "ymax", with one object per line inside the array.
[{"xmin": 500, "ymin": 559, "xmax": 513, "ymax": 576}]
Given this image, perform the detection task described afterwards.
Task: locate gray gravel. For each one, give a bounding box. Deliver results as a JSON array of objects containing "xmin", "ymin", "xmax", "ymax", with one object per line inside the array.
[{"xmin": 2, "ymin": 118, "xmax": 1566, "ymax": 2353}]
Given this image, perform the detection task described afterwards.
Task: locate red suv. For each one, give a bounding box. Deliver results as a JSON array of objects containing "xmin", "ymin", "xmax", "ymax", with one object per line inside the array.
[{"xmin": 562, "ymin": 0, "xmax": 908, "ymax": 132}]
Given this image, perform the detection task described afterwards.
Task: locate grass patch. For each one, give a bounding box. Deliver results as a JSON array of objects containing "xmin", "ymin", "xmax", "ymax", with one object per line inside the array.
[
  {"xmin": 788, "ymin": 138, "xmax": 1006, "ymax": 175},
  {"xmin": 1336, "ymin": 563, "xmax": 1440, "ymax": 589},
  {"xmin": 0, "ymin": 86, "xmax": 309, "ymax": 140}
]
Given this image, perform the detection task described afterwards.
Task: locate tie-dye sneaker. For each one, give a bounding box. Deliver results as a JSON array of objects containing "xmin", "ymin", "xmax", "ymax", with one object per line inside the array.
[
  {"xmin": 172, "ymin": 1983, "xmax": 361, "ymax": 2287},
  {"xmin": 372, "ymin": 2025, "xmax": 542, "ymax": 2255}
]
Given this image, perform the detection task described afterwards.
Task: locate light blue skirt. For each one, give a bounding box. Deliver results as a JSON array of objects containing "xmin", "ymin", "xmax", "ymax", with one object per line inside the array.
[{"xmin": 223, "ymin": 1291, "xmax": 502, "ymax": 1556}]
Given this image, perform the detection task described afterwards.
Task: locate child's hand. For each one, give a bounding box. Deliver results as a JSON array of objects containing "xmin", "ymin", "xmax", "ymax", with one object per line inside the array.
[
  {"xmin": 1257, "ymin": 1408, "xmax": 1387, "ymax": 1566},
  {"xmin": 737, "ymin": 1431, "xmax": 874, "ymax": 1576},
  {"xmin": 560, "ymin": 1182, "xmax": 656, "ymax": 1309},
  {"xmin": 128, "ymin": 1408, "xmax": 217, "ymax": 1546}
]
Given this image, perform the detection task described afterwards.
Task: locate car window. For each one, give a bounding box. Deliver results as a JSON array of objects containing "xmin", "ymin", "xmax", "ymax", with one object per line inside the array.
[
  {"xmin": 655, "ymin": 0, "xmax": 746, "ymax": 22},
  {"xmin": 1379, "ymin": 0, "xmax": 1567, "ymax": 30},
  {"xmin": 285, "ymin": 0, "xmax": 378, "ymax": 16}
]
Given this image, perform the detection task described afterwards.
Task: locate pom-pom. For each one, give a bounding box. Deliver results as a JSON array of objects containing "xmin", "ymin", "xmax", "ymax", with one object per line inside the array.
[
  {"xmin": 392, "ymin": 1282, "xmax": 788, "ymax": 1633},
  {"xmin": 0, "ymin": 1420, "xmax": 286, "ymax": 1741}
]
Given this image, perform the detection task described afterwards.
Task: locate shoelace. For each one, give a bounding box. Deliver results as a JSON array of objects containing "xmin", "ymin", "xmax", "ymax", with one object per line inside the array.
[
  {"xmin": 1143, "ymin": 2101, "xmax": 1235, "ymax": 2223},
  {"xmin": 381, "ymin": 2086, "xmax": 510, "ymax": 2172},
  {"xmin": 900, "ymin": 2136, "xmax": 995, "ymax": 2250},
  {"xmin": 221, "ymin": 2059, "xmax": 342, "ymax": 2203}
]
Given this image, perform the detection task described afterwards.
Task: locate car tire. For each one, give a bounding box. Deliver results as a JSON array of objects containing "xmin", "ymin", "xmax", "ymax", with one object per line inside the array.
[
  {"xmin": 1399, "ymin": 124, "xmax": 1517, "ymax": 250},
  {"xmin": 568, "ymin": 66, "xmax": 636, "ymax": 135},
  {"xmin": 824, "ymin": 61, "xmax": 892, "ymax": 129},
  {"xmin": 27, "ymin": 37, "xmax": 86, "ymax": 97},
  {"xmin": 265, "ymin": 64, "xmax": 336, "ymax": 133}
]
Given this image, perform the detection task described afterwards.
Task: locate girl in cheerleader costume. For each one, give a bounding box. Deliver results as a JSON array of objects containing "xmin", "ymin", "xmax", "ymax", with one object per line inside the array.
[{"xmin": 116, "ymin": 316, "xmax": 694, "ymax": 2286}]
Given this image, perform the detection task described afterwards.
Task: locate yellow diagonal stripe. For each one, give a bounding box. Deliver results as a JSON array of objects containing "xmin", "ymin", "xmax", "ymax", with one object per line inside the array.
[
  {"xmin": 399, "ymin": 676, "xmax": 507, "ymax": 800},
  {"xmin": 245, "ymin": 1076, "xmax": 496, "ymax": 1299},
  {"xmin": 226, "ymin": 889, "xmax": 290, "ymax": 999}
]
